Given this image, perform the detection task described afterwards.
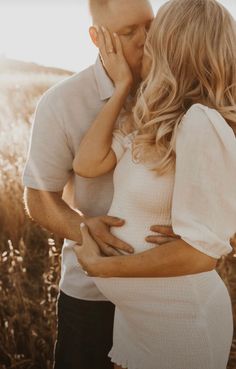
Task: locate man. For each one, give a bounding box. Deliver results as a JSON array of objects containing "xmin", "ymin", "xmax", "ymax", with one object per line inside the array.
[{"xmin": 23, "ymin": 2, "xmax": 155, "ymax": 368}]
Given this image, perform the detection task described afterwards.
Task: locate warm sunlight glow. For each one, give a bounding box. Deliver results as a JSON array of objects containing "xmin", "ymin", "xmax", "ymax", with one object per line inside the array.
[{"xmin": 0, "ymin": 0, "xmax": 235, "ymax": 72}]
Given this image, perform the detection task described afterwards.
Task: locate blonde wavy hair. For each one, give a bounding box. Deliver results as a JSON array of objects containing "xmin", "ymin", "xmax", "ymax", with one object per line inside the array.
[{"xmin": 125, "ymin": 0, "xmax": 236, "ymax": 174}]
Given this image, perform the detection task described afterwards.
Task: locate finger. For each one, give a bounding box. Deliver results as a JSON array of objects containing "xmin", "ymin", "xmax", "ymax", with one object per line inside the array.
[
  {"xmin": 97, "ymin": 26, "xmax": 107, "ymax": 60},
  {"xmin": 94, "ymin": 236, "xmax": 120, "ymax": 256},
  {"xmin": 150, "ymin": 225, "xmax": 179, "ymax": 237},
  {"xmin": 145, "ymin": 236, "xmax": 176, "ymax": 245},
  {"xmin": 102, "ymin": 215, "xmax": 125, "ymax": 226},
  {"xmin": 73, "ymin": 247, "xmax": 89, "ymax": 274},
  {"xmin": 80, "ymin": 222, "xmax": 90, "ymax": 239},
  {"xmin": 73, "ymin": 244, "xmax": 82, "ymax": 253},
  {"xmin": 113, "ymin": 32, "xmax": 123, "ymax": 56},
  {"xmin": 102, "ymin": 26, "xmax": 114, "ymax": 54},
  {"xmin": 104, "ymin": 234, "xmax": 134, "ymax": 253},
  {"xmin": 73, "ymin": 245, "xmax": 83, "ymax": 262}
]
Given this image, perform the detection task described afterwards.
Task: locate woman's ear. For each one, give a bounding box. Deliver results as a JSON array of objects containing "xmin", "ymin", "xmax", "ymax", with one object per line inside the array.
[{"xmin": 89, "ymin": 26, "xmax": 99, "ymax": 47}]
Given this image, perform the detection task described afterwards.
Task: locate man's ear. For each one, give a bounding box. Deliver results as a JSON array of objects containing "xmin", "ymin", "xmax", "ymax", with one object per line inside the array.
[{"xmin": 89, "ymin": 26, "xmax": 99, "ymax": 47}]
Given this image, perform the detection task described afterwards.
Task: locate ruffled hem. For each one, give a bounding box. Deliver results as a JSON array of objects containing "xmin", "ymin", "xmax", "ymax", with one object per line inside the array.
[{"xmin": 108, "ymin": 348, "xmax": 139, "ymax": 369}]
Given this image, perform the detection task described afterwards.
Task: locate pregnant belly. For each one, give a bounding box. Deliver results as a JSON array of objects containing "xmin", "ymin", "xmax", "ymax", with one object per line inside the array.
[
  {"xmin": 107, "ymin": 203, "xmax": 171, "ymax": 254},
  {"xmin": 92, "ymin": 270, "xmax": 225, "ymax": 311},
  {"xmin": 110, "ymin": 222, "xmax": 155, "ymax": 254}
]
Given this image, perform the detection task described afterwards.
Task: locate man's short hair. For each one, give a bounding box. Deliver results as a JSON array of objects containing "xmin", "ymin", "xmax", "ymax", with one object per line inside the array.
[{"xmin": 89, "ymin": 0, "xmax": 111, "ymax": 22}]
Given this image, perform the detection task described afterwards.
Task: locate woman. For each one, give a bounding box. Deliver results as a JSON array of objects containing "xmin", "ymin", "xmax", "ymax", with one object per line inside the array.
[{"xmin": 73, "ymin": 0, "xmax": 236, "ymax": 368}]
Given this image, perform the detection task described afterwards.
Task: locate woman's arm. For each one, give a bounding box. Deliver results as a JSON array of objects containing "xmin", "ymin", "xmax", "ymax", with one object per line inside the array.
[
  {"xmin": 73, "ymin": 28, "xmax": 133, "ymax": 178},
  {"xmin": 90, "ymin": 239, "xmax": 218, "ymax": 277},
  {"xmin": 74, "ymin": 224, "xmax": 217, "ymax": 277},
  {"xmin": 73, "ymin": 86, "xmax": 129, "ymax": 178}
]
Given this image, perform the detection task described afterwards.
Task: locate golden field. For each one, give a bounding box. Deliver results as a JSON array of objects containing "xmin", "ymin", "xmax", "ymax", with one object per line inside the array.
[{"xmin": 0, "ymin": 60, "xmax": 236, "ymax": 369}]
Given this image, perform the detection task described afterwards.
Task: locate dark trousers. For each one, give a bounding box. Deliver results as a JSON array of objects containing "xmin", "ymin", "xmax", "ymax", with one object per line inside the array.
[{"xmin": 53, "ymin": 291, "xmax": 115, "ymax": 369}]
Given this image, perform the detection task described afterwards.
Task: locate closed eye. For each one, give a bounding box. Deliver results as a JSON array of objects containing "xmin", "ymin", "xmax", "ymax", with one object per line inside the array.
[{"xmin": 123, "ymin": 28, "xmax": 137, "ymax": 37}]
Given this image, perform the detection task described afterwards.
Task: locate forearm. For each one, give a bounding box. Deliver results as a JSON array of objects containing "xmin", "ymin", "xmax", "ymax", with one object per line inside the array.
[
  {"xmin": 24, "ymin": 188, "xmax": 83, "ymax": 244},
  {"xmin": 73, "ymin": 87, "xmax": 129, "ymax": 173},
  {"xmin": 88, "ymin": 239, "xmax": 217, "ymax": 277}
]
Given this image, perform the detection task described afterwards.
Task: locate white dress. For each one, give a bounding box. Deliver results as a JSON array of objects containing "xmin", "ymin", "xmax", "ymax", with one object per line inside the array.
[{"xmin": 93, "ymin": 104, "xmax": 236, "ymax": 369}]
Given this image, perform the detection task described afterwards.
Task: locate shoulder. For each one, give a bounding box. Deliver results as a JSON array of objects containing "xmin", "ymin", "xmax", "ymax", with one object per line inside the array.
[
  {"xmin": 178, "ymin": 103, "xmax": 235, "ymax": 146},
  {"xmin": 37, "ymin": 64, "xmax": 96, "ymax": 111}
]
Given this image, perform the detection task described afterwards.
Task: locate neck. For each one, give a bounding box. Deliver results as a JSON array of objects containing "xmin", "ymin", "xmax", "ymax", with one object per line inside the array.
[
  {"xmin": 130, "ymin": 74, "xmax": 142, "ymax": 97},
  {"xmin": 130, "ymin": 82, "xmax": 139, "ymax": 97}
]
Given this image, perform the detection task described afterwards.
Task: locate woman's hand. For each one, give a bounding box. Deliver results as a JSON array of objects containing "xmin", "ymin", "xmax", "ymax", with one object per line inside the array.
[
  {"xmin": 98, "ymin": 26, "xmax": 133, "ymax": 92},
  {"xmin": 73, "ymin": 223, "xmax": 103, "ymax": 276},
  {"xmin": 145, "ymin": 225, "xmax": 181, "ymax": 245}
]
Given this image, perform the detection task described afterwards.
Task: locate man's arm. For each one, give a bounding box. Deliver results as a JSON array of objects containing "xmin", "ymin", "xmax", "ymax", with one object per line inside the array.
[
  {"xmin": 24, "ymin": 187, "xmax": 134, "ymax": 255},
  {"xmin": 24, "ymin": 188, "xmax": 83, "ymax": 243}
]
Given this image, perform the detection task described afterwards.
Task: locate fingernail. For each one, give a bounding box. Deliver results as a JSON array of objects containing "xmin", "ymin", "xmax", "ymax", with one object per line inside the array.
[
  {"xmin": 115, "ymin": 218, "xmax": 123, "ymax": 222},
  {"xmin": 102, "ymin": 26, "xmax": 106, "ymax": 32},
  {"xmin": 113, "ymin": 32, "xmax": 117, "ymax": 37},
  {"xmin": 80, "ymin": 222, "xmax": 85, "ymax": 228},
  {"xmin": 119, "ymin": 219, "xmax": 125, "ymax": 224}
]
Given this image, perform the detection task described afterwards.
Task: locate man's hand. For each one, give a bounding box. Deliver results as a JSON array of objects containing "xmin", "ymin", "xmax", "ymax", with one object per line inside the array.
[
  {"xmin": 145, "ymin": 225, "xmax": 180, "ymax": 245},
  {"xmin": 74, "ymin": 223, "xmax": 102, "ymax": 276},
  {"xmin": 84, "ymin": 215, "xmax": 134, "ymax": 256}
]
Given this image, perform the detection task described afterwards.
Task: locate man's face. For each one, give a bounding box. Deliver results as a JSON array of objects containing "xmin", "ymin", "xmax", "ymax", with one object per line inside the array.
[{"xmin": 99, "ymin": 0, "xmax": 154, "ymax": 80}]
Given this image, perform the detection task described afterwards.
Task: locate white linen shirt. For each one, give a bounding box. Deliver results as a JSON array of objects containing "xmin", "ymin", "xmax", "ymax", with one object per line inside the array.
[{"xmin": 23, "ymin": 57, "xmax": 117, "ymax": 300}]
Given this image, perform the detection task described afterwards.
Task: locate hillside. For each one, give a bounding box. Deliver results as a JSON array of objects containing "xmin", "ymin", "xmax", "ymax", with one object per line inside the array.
[{"xmin": 0, "ymin": 56, "xmax": 74, "ymax": 76}]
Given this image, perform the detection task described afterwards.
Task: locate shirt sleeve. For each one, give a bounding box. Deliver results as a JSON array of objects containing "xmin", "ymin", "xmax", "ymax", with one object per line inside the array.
[
  {"xmin": 172, "ymin": 104, "xmax": 236, "ymax": 259},
  {"xmin": 22, "ymin": 93, "xmax": 73, "ymax": 192},
  {"xmin": 111, "ymin": 129, "xmax": 127, "ymax": 162}
]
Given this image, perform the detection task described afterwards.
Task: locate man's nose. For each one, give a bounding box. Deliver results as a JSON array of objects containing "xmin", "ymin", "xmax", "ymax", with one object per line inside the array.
[{"xmin": 137, "ymin": 26, "xmax": 147, "ymax": 47}]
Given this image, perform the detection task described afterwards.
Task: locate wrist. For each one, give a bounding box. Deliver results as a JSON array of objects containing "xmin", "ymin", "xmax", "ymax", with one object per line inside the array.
[
  {"xmin": 114, "ymin": 81, "xmax": 132, "ymax": 96},
  {"xmin": 89, "ymin": 255, "xmax": 122, "ymax": 277},
  {"xmin": 85, "ymin": 254, "xmax": 104, "ymax": 277}
]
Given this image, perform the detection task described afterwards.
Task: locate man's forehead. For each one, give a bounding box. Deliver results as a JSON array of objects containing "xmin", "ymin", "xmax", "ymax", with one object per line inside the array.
[{"xmin": 106, "ymin": 0, "xmax": 154, "ymax": 30}]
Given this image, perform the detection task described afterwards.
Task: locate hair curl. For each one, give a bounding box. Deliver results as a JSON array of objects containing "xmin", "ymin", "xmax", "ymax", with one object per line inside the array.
[{"xmin": 125, "ymin": 0, "xmax": 236, "ymax": 174}]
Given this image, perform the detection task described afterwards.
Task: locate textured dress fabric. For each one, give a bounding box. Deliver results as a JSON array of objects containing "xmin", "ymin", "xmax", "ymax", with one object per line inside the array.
[{"xmin": 93, "ymin": 104, "xmax": 236, "ymax": 369}]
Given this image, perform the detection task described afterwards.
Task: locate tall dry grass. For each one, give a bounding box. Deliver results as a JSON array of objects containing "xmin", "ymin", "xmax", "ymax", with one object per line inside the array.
[
  {"xmin": 0, "ymin": 71, "xmax": 66, "ymax": 369},
  {"xmin": 0, "ymin": 68, "xmax": 235, "ymax": 369}
]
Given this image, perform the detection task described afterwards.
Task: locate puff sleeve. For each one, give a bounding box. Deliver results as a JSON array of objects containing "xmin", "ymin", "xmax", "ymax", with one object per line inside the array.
[{"xmin": 172, "ymin": 104, "xmax": 236, "ymax": 259}]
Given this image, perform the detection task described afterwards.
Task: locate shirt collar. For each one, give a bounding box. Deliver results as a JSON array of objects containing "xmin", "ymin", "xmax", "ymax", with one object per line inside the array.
[{"xmin": 93, "ymin": 55, "xmax": 115, "ymax": 101}]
